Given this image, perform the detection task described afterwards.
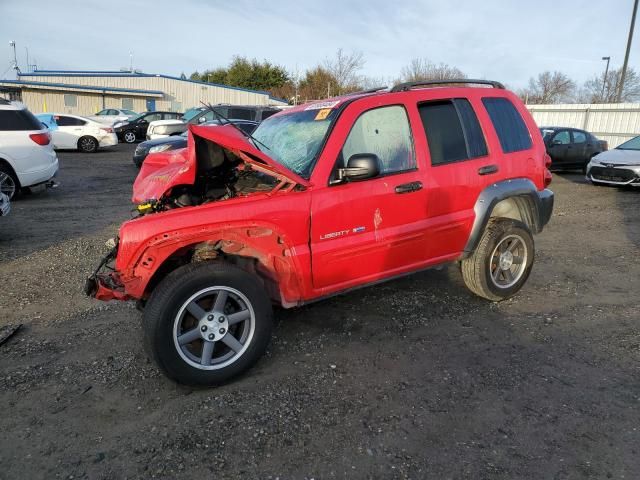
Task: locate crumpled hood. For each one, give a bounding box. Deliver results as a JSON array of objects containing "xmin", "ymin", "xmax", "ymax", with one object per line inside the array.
[
  {"xmin": 593, "ymin": 148, "xmax": 640, "ymax": 166},
  {"xmin": 131, "ymin": 123, "xmax": 309, "ymax": 204}
]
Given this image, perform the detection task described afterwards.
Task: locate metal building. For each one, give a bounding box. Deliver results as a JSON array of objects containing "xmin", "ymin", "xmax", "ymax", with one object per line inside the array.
[
  {"xmin": 527, "ymin": 103, "xmax": 640, "ymax": 147},
  {"xmin": 0, "ymin": 70, "xmax": 287, "ymax": 115}
]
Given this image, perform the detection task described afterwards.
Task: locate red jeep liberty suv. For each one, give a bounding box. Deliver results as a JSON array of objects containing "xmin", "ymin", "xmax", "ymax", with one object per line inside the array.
[{"xmin": 86, "ymin": 80, "xmax": 554, "ymax": 386}]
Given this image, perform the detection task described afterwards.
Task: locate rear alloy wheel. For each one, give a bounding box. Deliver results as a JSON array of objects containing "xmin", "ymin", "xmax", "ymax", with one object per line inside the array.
[
  {"xmin": 78, "ymin": 136, "xmax": 99, "ymax": 153},
  {"xmin": 143, "ymin": 262, "xmax": 273, "ymax": 386},
  {"xmin": 461, "ymin": 219, "xmax": 534, "ymax": 301},
  {"xmin": 123, "ymin": 131, "xmax": 137, "ymax": 143},
  {"xmin": 0, "ymin": 166, "xmax": 19, "ymax": 200}
]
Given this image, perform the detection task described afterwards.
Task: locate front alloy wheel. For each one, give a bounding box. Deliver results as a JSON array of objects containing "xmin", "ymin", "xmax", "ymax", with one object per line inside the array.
[
  {"xmin": 173, "ymin": 286, "xmax": 255, "ymax": 370},
  {"xmin": 123, "ymin": 131, "xmax": 136, "ymax": 143},
  {"xmin": 143, "ymin": 262, "xmax": 273, "ymax": 386}
]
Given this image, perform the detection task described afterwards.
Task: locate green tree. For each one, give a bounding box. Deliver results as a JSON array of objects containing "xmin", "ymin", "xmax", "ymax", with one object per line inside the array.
[
  {"xmin": 298, "ymin": 66, "xmax": 339, "ymax": 101},
  {"xmin": 190, "ymin": 56, "xmax": 290, "ymax": 92}
]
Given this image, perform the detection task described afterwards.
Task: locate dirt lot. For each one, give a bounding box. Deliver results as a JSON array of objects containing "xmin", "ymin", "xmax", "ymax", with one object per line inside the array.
[{"xmin": 0, "ymin": 144, "xmax": 639, "ymax": 479}]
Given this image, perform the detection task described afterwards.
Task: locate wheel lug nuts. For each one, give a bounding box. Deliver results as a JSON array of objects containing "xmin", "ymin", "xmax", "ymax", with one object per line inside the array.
[
  {"xmin": 207, "ymin": 315, "xmax": 214, "ymax": 321},
  {"xmin": 208, "ymin": 333, "xmax": 215, "ymax": 340},
  {"xmin": 201, "ymin": 326, "xmax": 207, "ymax": 332},
  {"xmin": 219, "ymin": 316, "xmax": 225, "ymax": 323},
  {"xmin": 219, "ymin": 328, "xmax": 226, "ymax": 335}
]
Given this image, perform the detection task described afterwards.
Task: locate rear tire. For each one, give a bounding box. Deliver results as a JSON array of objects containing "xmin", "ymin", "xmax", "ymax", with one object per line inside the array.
[
  {"xmin": 78, "ymin": 136, "xmax": 99, "ymax": 153},
  {"xmin": 123, "ymin": 131, "xmax": 137, "ymax": 143},
  {"xmin": 0, "ymin": 163, "xmax": 19, "ymax": 200},
  {"xmin": 461, "ymin": 219, "xmax": 534, "ymax": 301},
  {"xmin": 143, "ymin": 262, "xmax": 273, "ymax": 386}
]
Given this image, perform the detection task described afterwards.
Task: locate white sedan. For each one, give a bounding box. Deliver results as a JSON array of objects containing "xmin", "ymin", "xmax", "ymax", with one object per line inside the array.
[
  {"xmin": 36, "ymin": 114, "xmax": 118, "ymax": 153},
  {"xmin": 586, "ymin": 135, "xmax": 640, "ymax": 187},
  {"xmin": 88, "ymin": 108, "xmax": 138, "ymax": 125}
]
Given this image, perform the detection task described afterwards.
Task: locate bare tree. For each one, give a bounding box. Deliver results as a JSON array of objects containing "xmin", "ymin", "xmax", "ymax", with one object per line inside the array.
[
  {"xmin": 580, "ymin": 67, "xmax": 640, "ymax": 103},
  {"xmin": 399, "ymin": 58, "xmax": 466, "ymax": 83},
  {"xmin": 324, "ymin": 48, "xmax": 365, "ymax": 94},
  {"xmin": 520, "ymin": 71, "xmax": 576, "ymax": 104}
]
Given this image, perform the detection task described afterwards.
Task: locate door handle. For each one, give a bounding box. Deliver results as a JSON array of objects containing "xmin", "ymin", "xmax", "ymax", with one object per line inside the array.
[
  {"xmin": 478, "ymin": 164, "xmax": 499, "ymax": 175},
  {"xmin": 395, "ymin": 181, "xmax": 423, "ymax": 194}
]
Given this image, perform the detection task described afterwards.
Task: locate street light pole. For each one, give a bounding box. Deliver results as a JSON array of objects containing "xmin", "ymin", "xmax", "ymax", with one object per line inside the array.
[
  {"xmin": 617, "ymin": 0, "xmax": 639, "ymax": 102},
  {"xmin": 601, "ymin": 56, "xmax": 611, "ymax": 102},
  {"xmin": 9, "ymin": 41, "xmax": 19, "ymax": 75}
]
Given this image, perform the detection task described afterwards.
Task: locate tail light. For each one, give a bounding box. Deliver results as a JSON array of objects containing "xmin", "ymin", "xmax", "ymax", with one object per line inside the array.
[
  {"xmin": 543, "ymin": 153, "xmax": 553, "ymax": 187},
  {"xmin": 100, "ymin": 127, "xmax": 114, "ymax": 133},
  {"xmin": 29, "ymin": 132, "xmax": 51, "ymax": 146}
]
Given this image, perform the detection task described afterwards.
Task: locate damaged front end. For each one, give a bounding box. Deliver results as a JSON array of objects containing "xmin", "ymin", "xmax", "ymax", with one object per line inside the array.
[
  {"xmin": 131, "ymin": 124, "xmax": 309, "ymax": 216},
  {"xmin": 84, "ymin": 237, "xmax": 131, "ymax": 301}
]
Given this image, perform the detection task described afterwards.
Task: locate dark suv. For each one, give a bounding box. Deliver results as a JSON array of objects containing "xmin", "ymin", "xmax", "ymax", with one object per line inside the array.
[
  {"xmin": 87, "ymin": 80, "xmax": 554, "ymax": 387},
  {"xmin": 115, "ymin": 111, "xmax": 183, "ymax": 143},
  {"xmin": 540, "ymin": 127, "xmax": 607, "ymax": 171}
]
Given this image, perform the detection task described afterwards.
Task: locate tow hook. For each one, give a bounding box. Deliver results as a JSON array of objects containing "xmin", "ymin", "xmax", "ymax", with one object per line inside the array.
[{"xmin": 45, "ymin": 180, "xmax": 59, "ymax": 189}]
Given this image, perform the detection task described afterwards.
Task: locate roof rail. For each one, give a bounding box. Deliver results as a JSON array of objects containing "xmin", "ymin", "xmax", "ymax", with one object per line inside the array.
[
  {"xmin": 390, "ymin": 79, "xmax": 505, "ymax": 93},
  {"xmin": 340, "ymin": 86, "xmax": 388, "ymax": 97}
]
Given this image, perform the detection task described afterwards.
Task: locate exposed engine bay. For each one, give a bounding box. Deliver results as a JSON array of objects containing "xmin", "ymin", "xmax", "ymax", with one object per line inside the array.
[{"xmin": 136, "ymin": 135, "xmax": 282, "ymax": 215}]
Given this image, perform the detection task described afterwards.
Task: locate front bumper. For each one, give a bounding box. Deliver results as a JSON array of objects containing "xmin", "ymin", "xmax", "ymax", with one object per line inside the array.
[
  {"xmin": 586, "ymin": 164, "xmax": 640, "ymax": 186},
  {"xmin": 84, "ymin": 243, "xmax": 131, "ymax": 301}
]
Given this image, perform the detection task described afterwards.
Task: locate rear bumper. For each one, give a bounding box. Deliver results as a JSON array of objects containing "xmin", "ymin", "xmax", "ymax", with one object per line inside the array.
[
  {"xmin": 16, "ymin": 152, "xmax": 59, "ymax": 188},
  {"xmin": 98, "ymin": 133, "xmax": 119, "ymax": 148},
  {"xmin": 538, "ymin": 188, "xmax": 554, "ymax": 229}
]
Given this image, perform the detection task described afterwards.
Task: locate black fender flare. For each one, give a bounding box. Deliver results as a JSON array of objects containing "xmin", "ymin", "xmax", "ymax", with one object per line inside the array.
[{"xmin": 462, "ymin": 178, "xmax": 554, "ymax": 257}]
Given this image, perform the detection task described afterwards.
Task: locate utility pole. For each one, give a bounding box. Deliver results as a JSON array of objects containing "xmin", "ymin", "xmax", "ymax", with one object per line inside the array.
[
  {"xmin": 9, "ymin": 41, "xmax": 20, "ymax": 75},
  {"xmin": 617, "ymin": 0, "xmax": 638, "ymax": 102},
  {"xmin": 25, "ymin": 47, "xmax": 29, "ymax": 73},
  {"xmin": 601, "ymin": 56, "xmax": 611, "ymax": 102},
  {"xmin": 129, "ymin": 52, "xmax": 134, "ymax": 72}
]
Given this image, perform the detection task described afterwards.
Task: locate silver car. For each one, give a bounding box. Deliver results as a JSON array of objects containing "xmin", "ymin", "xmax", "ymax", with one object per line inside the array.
[{"xmin": 586, "ymin": 135, "xmax": 640, "ymax": 187}]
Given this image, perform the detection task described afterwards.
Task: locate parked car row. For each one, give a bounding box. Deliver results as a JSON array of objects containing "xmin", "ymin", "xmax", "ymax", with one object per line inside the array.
[
  {"xmin": 145, "ymin": 105, "xmax": 280, "ymax": 140},
  {"xmin": 586, "ymin": 135, "xmax": 640, "ymax": 187},
  {"xmin": 36, "ymin": 114, "xmax": 118, "ymax": 153},
  {"xmin": 132, "ymin": 119, "xmax": 258, "ymax": 167}
]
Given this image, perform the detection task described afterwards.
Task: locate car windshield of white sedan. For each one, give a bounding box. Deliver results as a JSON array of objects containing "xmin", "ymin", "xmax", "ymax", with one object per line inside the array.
[
  {"xmin": 617, "ymin": 136, "xmax": 640, "ymax": 150},
  {"xmin": 121, "ymin": 110, "xmax": 137, "ymax": 116},
  {"xmin": 251, "ymin": 108, "xmax": 338, "ymax": 177}
]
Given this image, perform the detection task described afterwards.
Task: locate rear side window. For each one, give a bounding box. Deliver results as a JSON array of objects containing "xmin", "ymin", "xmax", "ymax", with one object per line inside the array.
[
  {"xmin": 0, "ymin": 109, "xmax": 44, "ymax": 131},
  {"xmin": 55, "ymin": 116, "xmax": 86, "ymax": 127},
  {"xmin": 573, "ymin": 131, "xmax": 587, "ymax": 143},
  {"xmin": 260, "ymin": 110, "xmax": 279, "ymax": 121},
  {"xmin": 482, "ymin": 97, "xmax": 532, "ymax": 153},
  {"xmin": 418, "ymin": 99, "xmax": 488, "ymax": 165},
  {"xmin": 229, "ymin": 108, "xmax": 254, "ymax": 120}
]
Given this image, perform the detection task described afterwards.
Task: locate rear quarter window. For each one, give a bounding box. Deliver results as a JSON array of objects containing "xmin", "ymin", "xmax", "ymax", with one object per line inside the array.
[
  {"xmin": 482, "ymin": 97, "xmax": 532, "ymax": 153},
  {"xmin": 0, "ymin": 109, "xmax": 45, "ymax": 131}
]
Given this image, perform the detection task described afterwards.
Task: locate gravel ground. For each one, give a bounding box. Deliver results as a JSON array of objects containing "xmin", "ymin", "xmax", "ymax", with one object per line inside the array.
[{"xmin": 0, "ymin": 145, "xmax": 639, "ymax": 479}]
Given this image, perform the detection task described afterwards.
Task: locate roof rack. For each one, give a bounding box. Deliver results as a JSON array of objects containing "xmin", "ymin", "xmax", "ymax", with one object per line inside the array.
[
  {"xmin": 390, "ymin": 79, "xmax": 505, "ymax": 93},
  {"xmin": 342, "ymin": 86, "xmax": 388, "ymax": 97}
]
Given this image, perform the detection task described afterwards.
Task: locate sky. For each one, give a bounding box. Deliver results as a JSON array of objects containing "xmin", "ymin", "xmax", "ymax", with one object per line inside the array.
[{"xmin": 0, "ymin": 0, "xmax": 638, "ymax": 90}]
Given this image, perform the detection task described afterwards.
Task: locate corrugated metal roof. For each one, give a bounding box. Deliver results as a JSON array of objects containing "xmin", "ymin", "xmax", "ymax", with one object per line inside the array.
[
  {"xmin": 0, "ymin": 79, "xmax": 164, "ymax": 97},
  {"xmin": 19, "ymin": 70, "xmax": 288, "ymax": 103}
]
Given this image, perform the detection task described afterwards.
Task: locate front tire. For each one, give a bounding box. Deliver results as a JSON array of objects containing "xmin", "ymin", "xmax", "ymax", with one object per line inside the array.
[
  {"xmin": 123, "ymin": 130, "xmax": 137, "ymax": 143},
  {"xmin": 461, "ymin": 219, "xmax": 534, "ymax": 301},
  {"xmin": 78, "ymin": 136, "xmax": 99, "ymax": 153},
  {"xmin": 143, "ymin": 262, "xmax": 273, "ymax": 386}
]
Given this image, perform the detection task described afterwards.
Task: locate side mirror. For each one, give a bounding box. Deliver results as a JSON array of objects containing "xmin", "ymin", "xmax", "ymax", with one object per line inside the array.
[
  {"xmin": 198, "ymin": 116, "xmax": 206, "ymax": 123},
  {"xmin": 552, "ymin": 139, "xmax": 563, "ymax": 146},
  {"xmin": 333, "ymin": 153, "xmax": 381, "ymax": 184}
]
